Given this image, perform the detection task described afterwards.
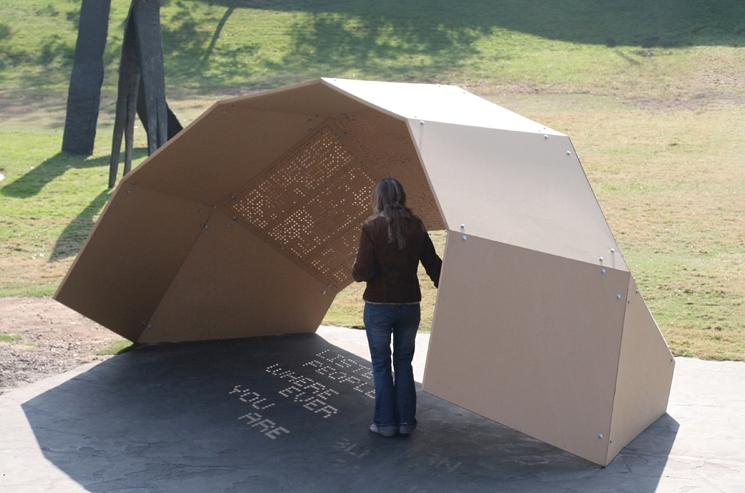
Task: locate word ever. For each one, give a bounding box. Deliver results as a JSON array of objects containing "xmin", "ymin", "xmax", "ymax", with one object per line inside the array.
[
  {"xmin": 229, "ymin": 385, "xmax": 288, "ymax": 439},
  {"xmin": 301, "ymin": 350, "xmax": 376, "ymax": 399},
  {"xmin": 266, "ymin": 364, "xmax": 340, "ymax": 418}
]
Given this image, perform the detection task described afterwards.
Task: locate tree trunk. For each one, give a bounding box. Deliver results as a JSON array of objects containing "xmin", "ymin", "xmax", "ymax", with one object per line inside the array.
[{"xmin": 62, "ymin": 0, "xmax": 112, "ymax": 156}]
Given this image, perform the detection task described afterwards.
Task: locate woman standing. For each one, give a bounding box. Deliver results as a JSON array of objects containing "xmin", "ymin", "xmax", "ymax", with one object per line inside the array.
[{"xmin": 352, "ymin": 178, "xmax": 442, "ymax": 437}]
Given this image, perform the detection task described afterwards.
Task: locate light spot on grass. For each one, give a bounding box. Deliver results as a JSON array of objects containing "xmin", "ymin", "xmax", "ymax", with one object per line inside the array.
[
  {"xmin": 0, "ymin": 333, "xmax": 22, "ymax": 343},
  {"xmin": 95, "ymin": 340, "xmax": 138, "ymax": 356}
]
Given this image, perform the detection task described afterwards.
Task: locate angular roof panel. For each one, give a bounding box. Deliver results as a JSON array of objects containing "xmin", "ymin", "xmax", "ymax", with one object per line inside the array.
[{"xmin": 326, "ymin": 78, "xmax": 564, "ymax": 133}]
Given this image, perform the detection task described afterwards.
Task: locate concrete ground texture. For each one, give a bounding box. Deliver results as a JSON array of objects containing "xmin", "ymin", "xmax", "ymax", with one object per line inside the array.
[{"xmin": 1, "ymin": 326, "xmax": 743, "ymax": 492}]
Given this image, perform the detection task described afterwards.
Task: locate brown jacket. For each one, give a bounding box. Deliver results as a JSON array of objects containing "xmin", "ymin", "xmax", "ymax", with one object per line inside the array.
[{"xmin": 352, "ymin": 216, "xmax": 442, "ymax": 303}]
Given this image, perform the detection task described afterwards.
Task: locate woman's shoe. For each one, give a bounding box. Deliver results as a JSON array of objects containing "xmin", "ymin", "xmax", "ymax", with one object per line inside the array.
[
  {"xmin": 398, "ymin": 424, "xmax": 416, "ymax": 437},
  {"xmin": 369, "ymin": 423, "xmax": 397, "ymax": 437}
]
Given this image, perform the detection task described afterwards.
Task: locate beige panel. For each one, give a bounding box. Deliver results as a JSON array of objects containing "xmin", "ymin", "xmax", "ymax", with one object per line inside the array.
[
  {"xmin": 128, "ymin": 107, "xmax": 313, "ymax": 206},
  {"xmin": 226, "ymin": 79, "xmax": 370, "ymax": 116},
  {"xmin": 423, "ymin": 231, "xmax": 630, "ymax": 465},
  {"xmin": 326, "ymin": 78, "xmax": 562, "ymax": 134},
  {"xmin": 410, "ymin": 120, "xmax": 627, "ymax": 271},
  {"xmin": 604, "ymin": 278, "xmax": 675, "ymax": 465},
  {"xmin": 54, "ymin": 185, "xmax": 207, "ymax": 342},
  {"xmin": 140, "ymin": 209, "xmax": 334, "ymax": 343}
]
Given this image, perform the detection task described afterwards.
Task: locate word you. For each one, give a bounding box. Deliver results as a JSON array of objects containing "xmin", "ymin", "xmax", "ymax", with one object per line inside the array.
[{"xmin": 229, "ymin": 385, "xmax": 289, "ymax": 439}]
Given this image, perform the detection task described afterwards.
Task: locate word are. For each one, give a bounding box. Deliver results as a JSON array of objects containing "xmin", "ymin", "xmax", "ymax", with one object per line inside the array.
[
  {"xmin": 229, "ymin": 385, "xmax": 288, "ymax": 439},
  {"xmin": 238, "ymin": 412, "xmax": 289, "ymax": 440},
  {"xmin": 266, "ymin": 364, "xmax": 340, "ymax": 418}
]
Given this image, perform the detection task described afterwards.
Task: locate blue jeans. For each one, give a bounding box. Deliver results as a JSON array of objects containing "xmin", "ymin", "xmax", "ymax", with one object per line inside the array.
[{"xmin": 364, "ymin": 302, "xmax": 420, "ymax": 432}]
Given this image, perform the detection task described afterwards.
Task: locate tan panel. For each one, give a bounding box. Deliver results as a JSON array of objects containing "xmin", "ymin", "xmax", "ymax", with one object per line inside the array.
[
  {"xmin": 128, "ymin": 106, "xmax": 313, "ymax": 206},
  {"xmin": 409, "ymin": 120, "xmax": 627, "ymax": 271},
  {"xmin": 335, "ymin": 111, "xmax": 444, "ymax": 230},
  {"xmin": 226, "ymin": 79, "xmax": 370, "ymax": 116},
  {"xmin": 140, "ymin": 209, "xmax": 334, "ymax": 343},
  {"xmin": 326, "ymin": 78, "xmax": 562, "ymax": 134},
  {"xmin": 54, "ymin": 185, "xmax": 207, "ymax": 342},
  {"xmin": 423, "ymin": 231, "xmax": 630, "ymax": 465},
  {"xmin": 605, "ymin": 278, "xmax": 675, "ymax": 465}
]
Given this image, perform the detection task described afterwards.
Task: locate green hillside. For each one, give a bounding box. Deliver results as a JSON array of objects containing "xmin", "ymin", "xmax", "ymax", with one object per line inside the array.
[
  {"xmin": 2, "ymin": 0, "xmax": 744, "ymax": 94},
  {"xmin": 1, "ymin": 0, "xmax": 744, "ymax": 360}
]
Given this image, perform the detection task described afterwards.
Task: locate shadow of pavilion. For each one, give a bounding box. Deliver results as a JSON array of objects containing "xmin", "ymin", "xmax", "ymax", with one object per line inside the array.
[{"xmin": 22, "ymin": 333, "xmax": 677, "ymax": 492}]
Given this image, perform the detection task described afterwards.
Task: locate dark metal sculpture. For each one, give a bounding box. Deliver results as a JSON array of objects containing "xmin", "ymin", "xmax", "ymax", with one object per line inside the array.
[
  {"xmin": 61, "ymin": 0, "xmax": 112, "ymax": 156},
  {"xmin": 61, "ymin": 0, "xmax": 181, "ymax": 185},
  {"xmin": 110, "ymin": 0, "xmax": 181, "ymax": 188}
]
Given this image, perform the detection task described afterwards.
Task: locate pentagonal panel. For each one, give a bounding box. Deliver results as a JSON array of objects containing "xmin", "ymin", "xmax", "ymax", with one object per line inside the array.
[
  {"xmin": 55, "ymin": 184, "xmax": 207, "ymax": 341},
  {"xmin": 141, "ymin": 209, "xmax": 333, "ymax": 343},
  {"xmin": 326, "ymin": 78, "xmax": 561, "ymax": 133},
  {"xmin": 220, "ymin": 120, "xmax": 377, "ymax": 289},
  {"xmin": 424, "ymin": 230, "xmax": 630, "ymax": 465}
]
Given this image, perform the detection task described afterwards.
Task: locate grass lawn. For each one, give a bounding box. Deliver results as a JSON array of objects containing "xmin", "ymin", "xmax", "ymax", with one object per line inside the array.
[{"xmin": 1, "ymin": 0, "xmax": 743, "ymax": 360}]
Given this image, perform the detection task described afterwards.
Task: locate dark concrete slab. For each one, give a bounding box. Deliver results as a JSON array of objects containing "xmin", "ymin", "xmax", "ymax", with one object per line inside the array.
[{"xmin": 1, "ymin": 331, "xmax": 687, "ymax": 493}]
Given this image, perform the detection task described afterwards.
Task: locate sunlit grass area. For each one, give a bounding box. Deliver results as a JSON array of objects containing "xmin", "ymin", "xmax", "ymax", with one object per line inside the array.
[{"xmin": 1, "ymin": 0, "xmax": 744, "ymax": 360}]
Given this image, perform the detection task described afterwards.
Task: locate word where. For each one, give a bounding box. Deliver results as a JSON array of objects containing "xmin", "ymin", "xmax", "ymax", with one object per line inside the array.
[{"xmin": 266, "ymin": 364, "xmax": 340, "ymax": 418}]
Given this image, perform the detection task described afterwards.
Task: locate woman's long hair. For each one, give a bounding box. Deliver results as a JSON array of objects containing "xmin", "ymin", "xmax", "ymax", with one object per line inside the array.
[{"xmin": 368, "ymin": 177, "xmax": 415, "ymax": 249}]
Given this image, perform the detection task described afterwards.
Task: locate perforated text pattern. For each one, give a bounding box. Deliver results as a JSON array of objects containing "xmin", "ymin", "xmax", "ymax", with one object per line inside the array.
[
  {"xmin": 336, "ymin": 111, "xmax": 443, "ymax": 230},
  {"xmin": 221, "ymin": 111, "xmax": 443, "ymax": 289},
  {"xmin": 223, "ymin": 122, "xmax": 375, "ymax": 287}
]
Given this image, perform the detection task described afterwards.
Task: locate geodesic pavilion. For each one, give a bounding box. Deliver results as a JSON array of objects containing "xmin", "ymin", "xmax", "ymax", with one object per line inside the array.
[{"xmin": 55, "ymin": 78, "xmax": 674, "ymax": 466}]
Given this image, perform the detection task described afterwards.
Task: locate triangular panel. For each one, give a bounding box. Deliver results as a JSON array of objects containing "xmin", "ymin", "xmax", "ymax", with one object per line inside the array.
[{"xmin": 605, "ymin": 277, "xmax": 675, "ymax": 464}]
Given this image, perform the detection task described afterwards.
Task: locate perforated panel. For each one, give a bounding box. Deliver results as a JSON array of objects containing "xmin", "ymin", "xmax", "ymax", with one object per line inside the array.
[
  {"xmin": 221, "ymin": 120, "xmax": 372, "ymax": 288},
  {"xmin": 220, "ymin": 110, "xmax": 442, "ymax": 289},
  {"xmin": 336, "ymin": 111, "xmax": 443, "ymax": 231}
]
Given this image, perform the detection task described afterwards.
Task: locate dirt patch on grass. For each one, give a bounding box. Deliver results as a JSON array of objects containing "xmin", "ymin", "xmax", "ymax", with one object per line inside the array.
[{"xmin": 0, "ymin": 297, "xmax": 127, "ymax": 395}]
